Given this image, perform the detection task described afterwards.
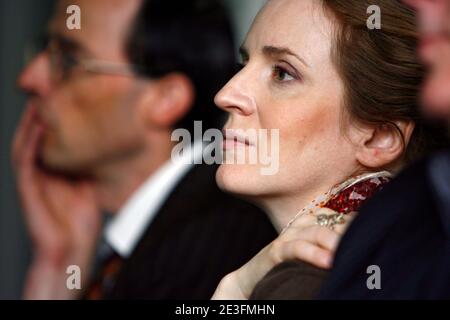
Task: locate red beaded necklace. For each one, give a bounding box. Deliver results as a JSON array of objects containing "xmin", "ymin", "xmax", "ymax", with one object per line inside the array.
[{"xmin": 282, "ymin": 171, "xmax": 392, "ymax": 233}]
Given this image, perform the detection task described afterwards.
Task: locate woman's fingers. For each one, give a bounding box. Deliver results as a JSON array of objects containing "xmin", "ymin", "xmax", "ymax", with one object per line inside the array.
[
  {"xmin": 282, "ymin": 214, "xmax": 316, "ymax": 240},
  {"xmin": 301, "ymin": 225, "xmax": 340, "ymax": 251},
  {"xmin": 340, "ymin": 211, "xmax": 357, "ymax": 232},
  {"xmin": 288, "ymin": 208, "xmax": 339, "ymax": 230},
  {"xmin": 278, "ymin": 238, "xmax": 334, "ymax": 269},
  {"xmin": 272, "ymin": 225, "xmax": 340, "ymax": 268},
  {"xmin": 220, "ymin": 222, "xmax": 345, "ymax": 300},
  {"xmin": 277, "ymin": 207, "xmax": 358, "ymax": 270},
  {"xmin": 314, "ymin": 207, "xmax": 340, "ymax": 217},
  {"xmin": 285, "ymin": 208, "xmax": 357, "ymax": 239}
]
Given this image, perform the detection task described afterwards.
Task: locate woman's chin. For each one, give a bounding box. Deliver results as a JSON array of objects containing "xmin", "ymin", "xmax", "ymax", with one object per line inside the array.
[{"xmin": 216, "ymin": 163, "xmax": 267, "ymax": 197}]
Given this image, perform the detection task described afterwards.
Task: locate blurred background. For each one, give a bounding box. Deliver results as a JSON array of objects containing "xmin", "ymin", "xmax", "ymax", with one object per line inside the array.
[{"xmin": 0, "ymin": 0, "xmax": 266, "ymax": 299}]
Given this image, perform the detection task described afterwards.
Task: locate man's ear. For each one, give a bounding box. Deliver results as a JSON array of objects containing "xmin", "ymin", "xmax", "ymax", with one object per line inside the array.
[
  {"xmin": 355, "ymin": 121, "xmax": 415, "ymax": 169},
  {"xmin": 138, "ymin": 73, "xmax": 195, "ymax": 129}
]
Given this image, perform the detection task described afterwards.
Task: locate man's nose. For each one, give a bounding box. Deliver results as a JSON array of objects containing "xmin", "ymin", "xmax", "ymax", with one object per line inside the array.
[{"xmin": 17, "ymin": 52, "xmax": 52, "ymax": 96}]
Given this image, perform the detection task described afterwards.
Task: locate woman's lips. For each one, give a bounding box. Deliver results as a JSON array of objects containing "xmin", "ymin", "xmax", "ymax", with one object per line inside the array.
[
  {"xmin": 222, "ymin": 139, "xmax": 249, "ymax": 150},
  {"xmin": 222, "ymin": 129, "xmax": 255, "ymax": 150}
]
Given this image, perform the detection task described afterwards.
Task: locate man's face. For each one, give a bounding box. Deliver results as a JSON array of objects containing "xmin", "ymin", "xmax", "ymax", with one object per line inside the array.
[
  {"xmin": 18, "ymin": 0, "xmax": 146, "ymax": 174},
  {"xmin": 404, "ymin": 0, "xmax": 450, "ymax": 122}
]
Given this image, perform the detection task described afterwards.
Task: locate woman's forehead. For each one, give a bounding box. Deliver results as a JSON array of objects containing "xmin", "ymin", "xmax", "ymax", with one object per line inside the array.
[{"xmin": 245, "ymin": 0, "xmax": 334, "ymax": 66}]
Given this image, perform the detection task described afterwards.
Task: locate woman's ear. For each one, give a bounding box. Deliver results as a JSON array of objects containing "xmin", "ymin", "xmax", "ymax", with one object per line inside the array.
[
  {"xmin": 138, "ymin": 73, "xmax": 195, "ymax": 129},
  {"xmin": 355, "ymin": 121, "xmax": 415, "ymax": 169}
]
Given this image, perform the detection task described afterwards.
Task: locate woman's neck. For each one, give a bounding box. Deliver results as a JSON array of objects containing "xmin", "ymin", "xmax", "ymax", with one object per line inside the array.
[
  {"xmin": 258, "ymin": 186, "xmax": 332, "ymax": 233},
  {"xmin": 260, "ymin": 170, "xmax": 391, "ymax": 233}
]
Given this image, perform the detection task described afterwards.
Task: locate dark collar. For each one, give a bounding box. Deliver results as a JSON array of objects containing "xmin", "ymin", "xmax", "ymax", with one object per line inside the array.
[{"xmin": 428, "ymin": 149, "xmax": 450, "ymax": 236}]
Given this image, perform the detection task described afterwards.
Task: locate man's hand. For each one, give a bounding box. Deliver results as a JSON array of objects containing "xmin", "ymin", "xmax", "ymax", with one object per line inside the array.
[{"xmin": 12, "ymin": 105, "xmax": 102, "ymax": 300}]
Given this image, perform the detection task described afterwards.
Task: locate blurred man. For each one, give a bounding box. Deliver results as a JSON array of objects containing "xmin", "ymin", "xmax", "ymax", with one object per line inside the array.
[
  {"xmin": 319, "ymin": 0, "xmax": 450, "ymax": 299},
  {"xmin": 13, "ymin": 0, "xmax": 276, "ymax": 299}
]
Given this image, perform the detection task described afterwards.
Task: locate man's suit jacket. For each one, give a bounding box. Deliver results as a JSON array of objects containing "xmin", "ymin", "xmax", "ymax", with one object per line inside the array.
[
  {"xmin": 319, "ymin": 150, "xmax": 450, "ymax": 299},
  {"xmin": 104, "ymin": 164, "xmax": 277, "ymax": 299}
]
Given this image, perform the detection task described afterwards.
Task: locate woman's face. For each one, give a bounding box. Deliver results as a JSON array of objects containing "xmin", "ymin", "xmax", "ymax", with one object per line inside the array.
[{"xmin": 215, "ymin": 0, "xmax": 362, "ymax": 208}]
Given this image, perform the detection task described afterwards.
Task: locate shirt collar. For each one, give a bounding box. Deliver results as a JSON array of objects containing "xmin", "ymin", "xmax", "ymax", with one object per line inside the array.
[{"xmin": 104, "ymin": 141, "xmax": 204, "ymax": 257}]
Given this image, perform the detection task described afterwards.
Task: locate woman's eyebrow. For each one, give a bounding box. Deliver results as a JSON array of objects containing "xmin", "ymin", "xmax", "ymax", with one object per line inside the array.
[{"xmin": 262, "ymin": 45, "xmax": 310, "ymax": 68}]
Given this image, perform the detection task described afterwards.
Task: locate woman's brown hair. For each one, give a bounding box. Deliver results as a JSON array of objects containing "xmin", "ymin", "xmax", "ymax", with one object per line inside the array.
[{"xmin": 322, "ymin": 0, "xmax": 449, "ymax": 164}]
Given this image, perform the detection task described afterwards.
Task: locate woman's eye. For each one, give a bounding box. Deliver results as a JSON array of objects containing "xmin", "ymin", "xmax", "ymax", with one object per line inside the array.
[{"xmin": 272, "ymin": 66, "xmax": 295, "ymax": 82}]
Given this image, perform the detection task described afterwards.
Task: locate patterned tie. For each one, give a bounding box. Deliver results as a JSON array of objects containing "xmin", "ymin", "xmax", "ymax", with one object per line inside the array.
[{"xmin": 85, "ymin": 239, "xmax": 124, "ymax": 300}]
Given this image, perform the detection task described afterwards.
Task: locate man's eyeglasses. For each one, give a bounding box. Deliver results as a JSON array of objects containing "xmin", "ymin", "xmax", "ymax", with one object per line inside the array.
[{"xmin": 25, "ymin": 35, "xmax": 139, "ymax": 83}]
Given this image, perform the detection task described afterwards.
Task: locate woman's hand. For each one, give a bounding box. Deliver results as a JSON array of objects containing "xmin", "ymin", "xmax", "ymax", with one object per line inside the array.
[{"xmin": 211, "ymin": 208, "xmax": 356, "ymax": 300}]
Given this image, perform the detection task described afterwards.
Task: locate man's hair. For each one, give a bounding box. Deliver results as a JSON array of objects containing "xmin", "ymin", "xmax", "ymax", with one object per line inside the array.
[{"xmin": 126, "ymin": 0, "xmax": 236, "ymax": 133}]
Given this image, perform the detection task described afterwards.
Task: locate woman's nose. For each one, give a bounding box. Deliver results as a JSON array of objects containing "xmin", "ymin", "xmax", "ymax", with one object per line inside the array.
[{"xmin": 214, "ymin": 72, "xmax": 256, "ymax": 117}]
